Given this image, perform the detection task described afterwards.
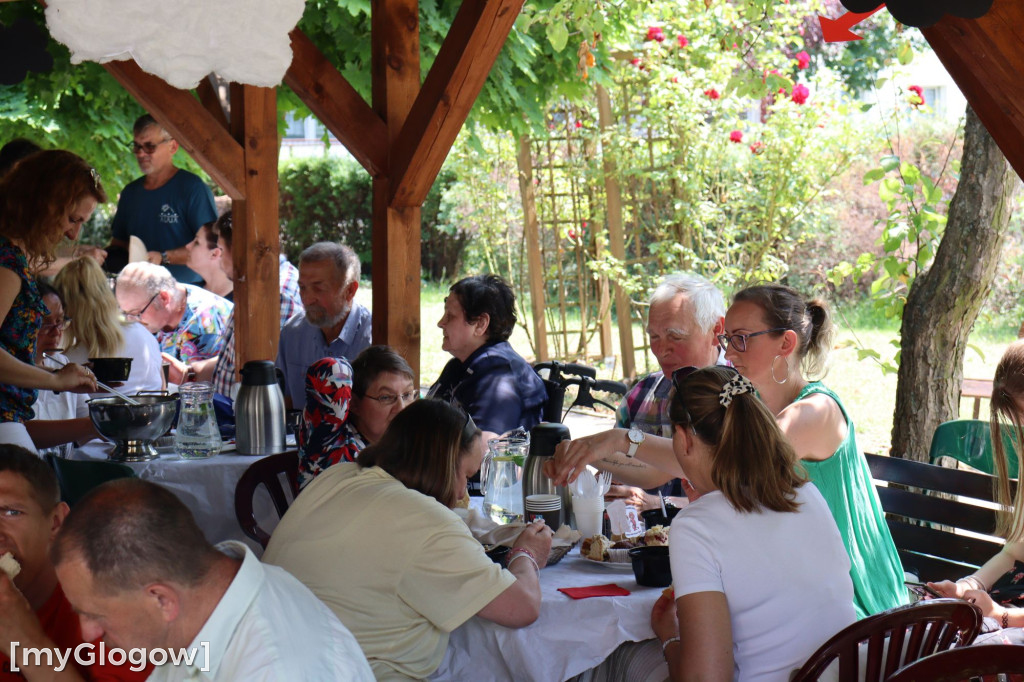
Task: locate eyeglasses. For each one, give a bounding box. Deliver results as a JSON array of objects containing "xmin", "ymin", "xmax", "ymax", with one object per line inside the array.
[
  {"xmin": 123, "ymin": 293, "xmax": 159, "ymax": 321},
  {"xmin": 40, "ymin": 317, "xmax": 71, "ymax": 333},
  {"xmin": 716, "ymin": 327, "xmax": 788, "ymax": 353},
  {"xmin": 363, "ymin": 390, "xmax": 418, "ymax": 407},
  {"xmin": 129, "ymin": 139, "xmax": 172, "ymax": 155},
  {"xmin": 462, "ymin": 411, "xmax": 479, "ymax": 443}
]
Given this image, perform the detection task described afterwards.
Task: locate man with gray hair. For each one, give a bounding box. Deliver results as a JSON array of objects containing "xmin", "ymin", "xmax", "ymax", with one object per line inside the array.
[
  {"xmin": 115, "ymin": 262, "xmax": 233, "ymax": 385},
  {"xmin": 276, "ymin": 242, "xmax": 372, "ymax": 409},
  {"xmin": 561, "ymin": 273, "xmax": 726, "ymax": 508}
]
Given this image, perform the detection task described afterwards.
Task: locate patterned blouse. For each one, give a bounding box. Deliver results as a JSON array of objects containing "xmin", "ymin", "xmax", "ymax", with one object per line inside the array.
[
  {"xmin": 298, "ymin": 357, "xmax": 367, "ymax": 489},
  {"xmin": 0, "ymin": 236, "xmax": 47, "ymax": 422}
]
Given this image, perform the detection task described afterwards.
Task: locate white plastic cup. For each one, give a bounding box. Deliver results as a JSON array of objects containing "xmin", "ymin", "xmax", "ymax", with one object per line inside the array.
[{"xmin": 572, "ymin": 495, "xmax": 605, "ymax": 541}]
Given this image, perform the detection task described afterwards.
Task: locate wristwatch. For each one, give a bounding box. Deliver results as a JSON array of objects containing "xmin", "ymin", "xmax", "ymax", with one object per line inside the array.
[
  {"xmin": 161, "ymin": 250, "xmax": 170, "ymax": 266},
  {"xmin": 626, "ymin": 427, "xmax": 645, "ymax": 458}
]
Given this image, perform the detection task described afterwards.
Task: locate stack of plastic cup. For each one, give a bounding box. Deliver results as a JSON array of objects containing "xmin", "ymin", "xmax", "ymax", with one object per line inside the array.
[{"xmin": 524, "ymin": 494, "xmax": 562, "ymax": 530}]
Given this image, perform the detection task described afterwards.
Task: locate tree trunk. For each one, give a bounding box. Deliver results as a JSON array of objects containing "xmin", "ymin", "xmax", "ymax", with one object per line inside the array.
[{"xmin": 890, "ymin": 105, "xmax": 1020, "ymax": 461}]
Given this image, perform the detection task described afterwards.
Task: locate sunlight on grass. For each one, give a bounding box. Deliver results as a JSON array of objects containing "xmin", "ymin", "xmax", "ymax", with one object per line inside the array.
[{"xmin": 362, "ymin": 280, "xmax": 1017, "ymax": 455}]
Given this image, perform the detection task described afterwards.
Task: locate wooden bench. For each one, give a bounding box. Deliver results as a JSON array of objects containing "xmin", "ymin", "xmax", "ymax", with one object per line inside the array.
[
  {"xmin": 961, "ymin": 378, "xmax": 994, "ymax": 420},
  {"xmin": 865, "ymin": 454, "xmax": 1008, "ymax": 582}
]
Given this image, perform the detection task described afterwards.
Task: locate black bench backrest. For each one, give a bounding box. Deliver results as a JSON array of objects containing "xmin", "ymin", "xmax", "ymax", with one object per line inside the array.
[{"xmin": 865, "ymin": 454, "xmax": 1007, "ymax": 583}]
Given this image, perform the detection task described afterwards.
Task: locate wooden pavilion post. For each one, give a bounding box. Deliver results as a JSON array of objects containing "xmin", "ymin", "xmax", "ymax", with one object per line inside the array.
[
  {"xmin": 517, "ymin": 135, "xmax": 549, "ymax": 362},
  {"xmin": 231, "ymin": 86, "xmax": 281, "ymax": 371},
  {"xmin": 596, "ymin": 84, "xmax": 635, "ymax": 380},
  {"xmin": 371, "ymin": 0, "xmax": 423, "ymax": 378}
]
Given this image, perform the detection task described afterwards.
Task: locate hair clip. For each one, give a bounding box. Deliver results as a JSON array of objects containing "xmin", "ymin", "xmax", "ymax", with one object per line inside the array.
[
  {"xmin": 719, "ymin": 374, "xmax": 755, "ymax": 407},
  {"xmin": 90, "ymin": 167, "xmax": 101, "ymax": 189}
]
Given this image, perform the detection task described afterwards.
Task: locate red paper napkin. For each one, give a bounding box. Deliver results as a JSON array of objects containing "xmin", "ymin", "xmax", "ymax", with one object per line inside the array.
[{"xmin": 558, "ymin": 583, "xmax": 632, "ymax": 599}]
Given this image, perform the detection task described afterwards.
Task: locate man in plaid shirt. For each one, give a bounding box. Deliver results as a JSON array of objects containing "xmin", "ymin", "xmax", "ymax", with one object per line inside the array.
[{"xmin": 605, "ymin": 273, "xmax": 726, "ymax": 508}]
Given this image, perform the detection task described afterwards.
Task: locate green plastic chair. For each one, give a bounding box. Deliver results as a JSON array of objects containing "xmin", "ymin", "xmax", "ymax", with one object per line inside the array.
[
  {"xmin": 927, "ymin": 419, "xmax": 1018, "ymax": 478},
  {"xmin": 44, "ymin": 455, "xmax": 137, "ymax": 507}
]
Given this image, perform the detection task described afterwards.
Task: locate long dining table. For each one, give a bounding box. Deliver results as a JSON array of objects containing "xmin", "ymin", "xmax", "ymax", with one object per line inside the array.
[{"xmin": 432, "ymin": 547, "xmax": 661, "ymax": 681}]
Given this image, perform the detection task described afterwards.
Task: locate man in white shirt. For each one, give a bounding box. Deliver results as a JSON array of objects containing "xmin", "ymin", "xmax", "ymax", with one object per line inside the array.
[{"xmin": 51, "ymin": 479, "xmax": 373, "ymax": 681}]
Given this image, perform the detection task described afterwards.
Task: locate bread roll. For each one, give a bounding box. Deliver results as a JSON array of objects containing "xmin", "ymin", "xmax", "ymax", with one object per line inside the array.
[{"xmin": 0, "ymin": 552, "xmax": 20, "ymax": 581}]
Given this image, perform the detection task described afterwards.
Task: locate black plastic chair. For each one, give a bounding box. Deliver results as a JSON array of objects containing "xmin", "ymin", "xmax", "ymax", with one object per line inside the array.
[
  {"xmin": 790, "ymin": 599, "xmax": 983, "ymax": 682},
  {"xmin": 886, "ymin": 644, "xmax": 1024, "ymax": 681},
  {"xmin": 45, "ymin": 455, "xmax": 136, "ymax": 507},
  {"xmin": 233, "ymin": 451, "xmax": 299, "ymax": 548}
]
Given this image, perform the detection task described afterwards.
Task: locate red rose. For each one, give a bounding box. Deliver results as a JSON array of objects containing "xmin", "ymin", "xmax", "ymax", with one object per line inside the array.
[
  {"xmin": 677, "ymin": 34, "xmax": 689, "ymax": 48},
  {"xmin": 630, "ymin": 57, "xmax": 642, "ymax": 68},
  {"xmin": 791, "ymin": 83, "xmax": 810, "ymax": 105},
  {"xmin": 729, "ymin": 130, "xmax": 743, "ymax": 143},
  {"xmin": 575, "ymin": 120, "xmax": 582, "ymax": 128},
  {"xmin": 704, "ymin": 88, "xmax": 720, "ymax": 100},
  {"xmin": 646, "ymin": 26, "xmax": 665, "ymax": 43},
  {"xmin": 750, "ymin": 141, "xmax": 766, "ymax": 155},
  {"xmin": 671, "ymin": 76, "xmax": 679, "ymax": 83},
  {"xmin": 908, "ymin": 84, "xmax": 924, "ymax": 107},
  {"xmin": 796, "ymin": 51, "xmax": 810, "ymax": 70}
]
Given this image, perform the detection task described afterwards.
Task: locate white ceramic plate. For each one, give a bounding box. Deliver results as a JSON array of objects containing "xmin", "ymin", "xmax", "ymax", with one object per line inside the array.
[{"xmin": 581, "ymin": 555, "xmax": 633, "ymax": 571}]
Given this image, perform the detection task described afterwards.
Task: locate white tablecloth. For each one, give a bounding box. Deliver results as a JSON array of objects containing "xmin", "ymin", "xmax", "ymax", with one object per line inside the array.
[
  {"xmin": 433, "ymin": 552, "xmax": 660, "ymax": 682},
  {"xmin": 70, "ymin": 442, "xmax": 280, "ymax": 554}
]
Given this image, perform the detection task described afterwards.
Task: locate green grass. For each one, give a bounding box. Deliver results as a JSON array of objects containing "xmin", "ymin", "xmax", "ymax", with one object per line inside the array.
[{"xmin": 361, "ymin": 281, "xmax": 1016, "ymax": 454}]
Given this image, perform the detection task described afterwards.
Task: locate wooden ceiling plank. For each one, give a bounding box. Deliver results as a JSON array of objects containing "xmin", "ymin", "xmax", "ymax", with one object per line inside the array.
[
  {"xmin": 104, "ymin": 60, "xmax": 246, "ymax": 199},
  {"xmin": 284, "ymin": 29, "xmax": 389, "ymax": 177},
  {"xmin": 923, "ymin": 0, "xmax": 1024, "ymax": 179},
  {"xmin": 197, "ymin": 75, "xmax": 231, "ymax": 131},
  {"xmin": 388, "ymin": 0, "xmax": 524, "ymax": 207}
]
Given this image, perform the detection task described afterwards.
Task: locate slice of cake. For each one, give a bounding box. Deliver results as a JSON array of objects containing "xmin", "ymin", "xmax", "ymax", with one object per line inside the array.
[{"xmin": 644, "ymin": 525, "xmax": 670, "ymax": 547}]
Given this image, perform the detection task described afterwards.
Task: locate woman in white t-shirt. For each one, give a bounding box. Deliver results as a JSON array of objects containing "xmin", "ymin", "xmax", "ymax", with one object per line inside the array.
[
  {"xmin": 54, "ymin": 256, "xmax": 163, "ymax": 396},
  {"xmin": 651, "ymin": 365, "xmax": 856, "ymax": 682}
]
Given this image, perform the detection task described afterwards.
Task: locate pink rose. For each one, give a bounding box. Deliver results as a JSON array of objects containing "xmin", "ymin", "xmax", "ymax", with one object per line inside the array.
[
  {"xmin": 646, "ymin": 26, "xmax": 665, "ymax": 43},
  {"xmin": 575, "ymin": 120, "xmax": 582, "ymax": 128},
  {"xmin": 750, "ymin": 141, "xmax": 766, "ymax": 155},
  {"xmin": 729, "ymin": 130, "xmax": 743, "ymax": 143},
  {"xmin": 796, "ymin": 51, "xmax": 810, "ymax": 70},
  {"xmin": 908, "ymin": 84, "xmax": 924, "ymax": 107},
  {"xmin": 704, "ymin": 88, "xmax": 720, "ymax": 100},
  {"xmin": 677, "ymin": 34, "xmax": 689, "ymax": 48},
  {"xmin": 791, "ymin": 83, "xmax": 810, "ymax": 105}
]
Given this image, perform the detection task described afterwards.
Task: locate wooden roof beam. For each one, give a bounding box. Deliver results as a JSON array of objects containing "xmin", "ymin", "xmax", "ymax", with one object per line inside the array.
[
  {"xmin": 285, "ymin": 29, "xmax": 389, "ymax": 178},
  {"xmin": 197, "ymin": 75, "xmax": 231, "ymax": 132},
  {"xmin": 923, "ymin": 0, "xmax": 1024, "ymax": 179},
  {"xmin": 104, "ymin": 60, "xmax": 247, "ymax": 199},
  {"xmin": 388, "ymin": 0, "xmax": 524, "ymax": 207}
]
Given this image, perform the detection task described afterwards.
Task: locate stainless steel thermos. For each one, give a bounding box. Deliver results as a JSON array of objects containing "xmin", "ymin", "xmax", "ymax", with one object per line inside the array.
[{"xmin": 235, "ymin": 360, "xmax": 287, "ymax": 456}]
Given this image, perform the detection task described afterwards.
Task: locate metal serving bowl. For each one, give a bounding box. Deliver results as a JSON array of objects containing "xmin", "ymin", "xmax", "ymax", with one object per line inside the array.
[{"xmin": 88, "ymin": 394, "xmax": 179, "ymax": 462}]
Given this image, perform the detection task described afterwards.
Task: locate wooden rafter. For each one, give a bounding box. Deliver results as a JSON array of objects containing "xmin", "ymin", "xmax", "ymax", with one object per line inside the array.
[
  {"xmin": 389, "ymin": 0, "xmax": 525, "ymax": 207},
  {"xmin": 103, "ymin": 60, "xmax": 247, "ymax": 199},
  {"xmin": 923, "ymin": 0, "xmax": 1024, "ymax": 179},
  {"xmin": 285, "ymin": 30, "xmax": 389, "ymax": 177},
  {"xmin": 197, "ymin": 76, "xmax": 230, "ymax": 132}
]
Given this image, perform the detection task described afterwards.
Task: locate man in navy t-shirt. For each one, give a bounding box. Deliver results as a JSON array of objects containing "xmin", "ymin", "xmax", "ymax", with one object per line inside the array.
[{"xmin": 107, "ymin": 114, "xmax": 217, "ymax": 285}]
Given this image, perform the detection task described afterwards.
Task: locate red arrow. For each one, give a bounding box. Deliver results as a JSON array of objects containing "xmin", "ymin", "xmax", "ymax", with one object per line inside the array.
[{"xmin": 818, "ymin": 4, "xmax": 885, "ymax": 42}]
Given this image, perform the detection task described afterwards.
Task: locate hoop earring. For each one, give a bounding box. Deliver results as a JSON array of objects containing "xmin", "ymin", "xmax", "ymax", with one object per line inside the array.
[{"xmin": 771, "ymin": 354, "xmax": 789, "ymax": 385}]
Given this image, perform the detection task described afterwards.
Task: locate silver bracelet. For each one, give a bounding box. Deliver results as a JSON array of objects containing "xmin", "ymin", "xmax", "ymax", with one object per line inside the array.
[
  {"xmin": 661, "ymin": 636, "xmax": 680, "ymax": 653},
  {"xmin": 507, "ymin": 552, "xmax": 539, "ymax": 573},
  {"xmin": 957, "ymin": 575, "xmax": 988, "ymax": 592}
]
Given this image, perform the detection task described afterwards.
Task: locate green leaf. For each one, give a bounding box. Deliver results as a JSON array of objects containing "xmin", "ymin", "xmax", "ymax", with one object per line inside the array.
[
  {"xmin": 863, "ymin": 168, "xmax": 886, "ymax": 184},
  {"xmin": 897, "ymin": 40, "xmax": 914, "ymax": 65},
  {"xmin": 880, "ymin": 155, "xmax": 900, "ymax": 173},
  {"xmin": 546, "ymin": 20, "xmax": 569, "ymax": 52},
  {"xmin": 899, "ymin": 162, "xmax": 921, "ymax": 186},
  {"xmin": 857, "ymin": 348, "xmax": 881, "ymax": 361}
]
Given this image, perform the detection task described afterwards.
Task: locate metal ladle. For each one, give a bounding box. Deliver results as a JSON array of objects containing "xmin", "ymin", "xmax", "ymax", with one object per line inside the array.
[{"xmin": 43, "ymin": 352, "xmax": 142, "ymax": 406}]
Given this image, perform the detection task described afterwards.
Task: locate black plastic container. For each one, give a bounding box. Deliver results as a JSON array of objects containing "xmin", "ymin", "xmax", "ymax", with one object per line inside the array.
[{"xmin": 629, "ymin": 546, "xmax": 672, "ymax": 587}]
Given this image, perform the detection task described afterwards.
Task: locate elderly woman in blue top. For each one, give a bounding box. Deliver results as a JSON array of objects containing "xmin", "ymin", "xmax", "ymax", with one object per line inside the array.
[{"xmin": 428, "ymin": 275, "xmax": 547, "ymax": 444}]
